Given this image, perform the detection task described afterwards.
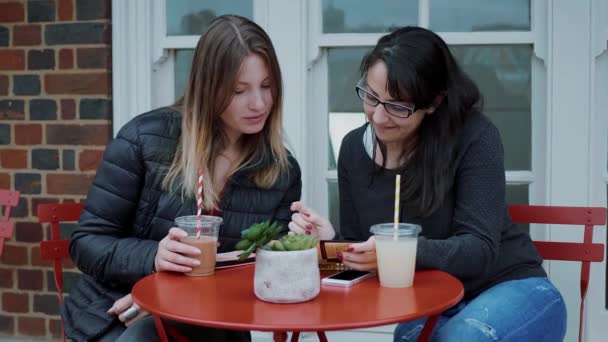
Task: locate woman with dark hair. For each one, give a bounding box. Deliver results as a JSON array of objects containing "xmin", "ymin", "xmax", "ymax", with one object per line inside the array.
[
  {"xmin": 290, "ymin": 27, "xmax": 566, "ymax": 341},
  {"xmin": 61, "ymin": 15, "xmax": 301, "ymax": 341}
]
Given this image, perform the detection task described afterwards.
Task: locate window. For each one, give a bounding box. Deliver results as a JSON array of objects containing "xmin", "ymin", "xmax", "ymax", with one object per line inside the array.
[
  {"xmin": 311, "ymin": 0, "xmax": 541, "ymax": 233},
  {"xmin": 153, "ymin": 0, "xmax": 256, "ymax": 106}
]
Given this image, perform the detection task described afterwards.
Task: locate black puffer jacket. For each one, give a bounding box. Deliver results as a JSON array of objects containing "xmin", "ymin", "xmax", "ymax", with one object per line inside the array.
[{"xmin": 61, "ymin": 108, "xmax": 302, "ymax": 341}]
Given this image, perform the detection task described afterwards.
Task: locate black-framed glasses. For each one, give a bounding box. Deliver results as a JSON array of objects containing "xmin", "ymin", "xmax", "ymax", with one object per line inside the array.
[{"xmin": 355, "ymin": 82, "xmax": 416, "ymax": 118}]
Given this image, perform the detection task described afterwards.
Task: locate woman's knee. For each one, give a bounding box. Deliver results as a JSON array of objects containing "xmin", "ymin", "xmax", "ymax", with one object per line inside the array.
[{"xmin": 393, "ymin": 318, "xmax": 427, "ymax": 342}]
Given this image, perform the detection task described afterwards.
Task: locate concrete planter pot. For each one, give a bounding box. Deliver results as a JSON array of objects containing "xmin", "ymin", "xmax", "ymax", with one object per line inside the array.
[{"xmin": 253, "ymin": 247, "xmax": 320, "ymax": 303}]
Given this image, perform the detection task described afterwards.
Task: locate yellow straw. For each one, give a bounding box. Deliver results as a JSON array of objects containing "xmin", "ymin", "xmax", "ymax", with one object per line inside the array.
[{"xmin": 394, "ymin": 174, "xmax": 401, "ymax": 240}]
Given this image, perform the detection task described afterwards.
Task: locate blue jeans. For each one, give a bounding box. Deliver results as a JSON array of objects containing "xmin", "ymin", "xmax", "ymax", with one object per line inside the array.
[{"xmin": 394, "ymin": 277, "xmax": 566, "ymax": 342}]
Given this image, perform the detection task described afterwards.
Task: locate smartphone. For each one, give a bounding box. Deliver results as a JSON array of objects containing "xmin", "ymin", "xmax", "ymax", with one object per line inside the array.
[{"xmin": 322, "ymin": 270, "xmax": 376, "ymax": 287}]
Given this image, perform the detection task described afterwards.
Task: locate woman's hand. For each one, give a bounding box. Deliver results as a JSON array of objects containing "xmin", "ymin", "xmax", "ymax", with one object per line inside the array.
[
  {"xmin": 340, "ymin": 237, "xmax": 378, "ymax": 271},
  {"xmin": 289, "ymin": 201, "xmax": 336, "ymax": 240},
  {"xmin": 154, "ymin": 227, "xmax": 202, "ymax": 273},
  {"xmin": 107, "ymin": 294, "xmax": 148, "ymax": 327}
]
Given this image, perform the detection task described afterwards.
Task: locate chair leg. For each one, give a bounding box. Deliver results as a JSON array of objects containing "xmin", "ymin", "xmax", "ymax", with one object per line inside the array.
[
  {"xmin": 290, "ymin": 331, "xmax": 300, "ymax": 341},
  {"xmin": 273, "ymin": 331, "xmax": 288, "ymax": 342},
  {"xmin": 317, "ymin": 331, "xmax": 328, "ymax": 342},
  {"xmin": 152, "ymin": 315, "xmax": 170, "ymax": 342},
  {"xmin": 417, "ymin": 315, "xmax": 440, "ymax": 342}
]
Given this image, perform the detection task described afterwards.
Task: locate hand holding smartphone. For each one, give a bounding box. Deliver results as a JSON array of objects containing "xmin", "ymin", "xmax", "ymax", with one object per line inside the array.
[{"xmin": 322, "ymin": 270, "xmax": 376, "ymax": 287}]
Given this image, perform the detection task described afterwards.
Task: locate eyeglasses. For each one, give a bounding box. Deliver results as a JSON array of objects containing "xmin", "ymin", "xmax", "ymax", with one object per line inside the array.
[{"xmin": 355, "ymin": 82, "xmax": 416, "ymax": 119}]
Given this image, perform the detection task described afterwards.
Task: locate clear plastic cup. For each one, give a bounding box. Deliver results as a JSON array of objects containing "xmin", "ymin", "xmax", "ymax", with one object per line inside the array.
[
  {"xmin": 174, "ymin": 215, "xmax": 222, "ymax": 276},
  {"xmin": 371, "ymin": 223, "xmax": 421, "ymax": 288}
]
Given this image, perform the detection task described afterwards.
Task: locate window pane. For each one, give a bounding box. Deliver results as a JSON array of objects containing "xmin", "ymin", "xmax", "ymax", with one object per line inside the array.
[
  {"xmin": 322, "ymin": 0, "xmax": 417, "ymax": 33},
  {"xmin": 430, "ymin": 0, "xmax": 530, "ymax": 32},
  {"xmin": 166, "ymin": 0, "xmax": 253, "ymax": 36},
  {"xmin": 451, "ymin": 45, "xmax": 532, "ymax": 170},
  {"xmin": 506, "ymin": 184, "xmax": 529, "ymax": 233},
  {"xmin": 326, "ymin": 46, "xmax": 533, "ymax": 171},
  {"xmin": 174, "ymin": 49, "xmax": 194, "ymax": 99},
  {"xmin": 327, "ymin": 48, "xmax": 369, "ymax": 169}
]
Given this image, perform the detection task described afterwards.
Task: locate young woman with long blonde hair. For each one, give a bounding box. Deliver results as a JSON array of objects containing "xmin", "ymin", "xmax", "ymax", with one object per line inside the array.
[{"xmin": 62, "ymin": 15, "xmax": 300, "ymax": 342}]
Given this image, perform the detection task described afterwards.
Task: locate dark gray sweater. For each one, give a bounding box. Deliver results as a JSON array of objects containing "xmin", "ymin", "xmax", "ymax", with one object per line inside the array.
[{"xmin": 337, "ymin": 112, "xmax": 545, "ymax": 299}]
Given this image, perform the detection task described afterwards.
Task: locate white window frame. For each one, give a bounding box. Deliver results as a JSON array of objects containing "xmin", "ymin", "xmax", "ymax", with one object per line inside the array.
[{"xmin": 588, "ymin": 0, "xmax": 608, "ymax": 340}]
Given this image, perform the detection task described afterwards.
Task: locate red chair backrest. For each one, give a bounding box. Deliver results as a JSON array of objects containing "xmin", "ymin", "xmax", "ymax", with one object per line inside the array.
[
  {"xmin": 0, "ymin": 189, "xmax": 20, "ymax": 256},
  {"xmin": 509, "ymin": 205, "xmax": 607, "ymax": 342},
  {"xmin": 38, "ymin": 202, "xmax": 84, "ymax": 342}
]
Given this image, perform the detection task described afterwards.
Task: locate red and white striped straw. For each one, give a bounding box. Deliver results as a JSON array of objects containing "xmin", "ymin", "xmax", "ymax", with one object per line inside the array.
[{"xmin": 196, "ymin": 169, "xmax": 203, "ymax": 239}]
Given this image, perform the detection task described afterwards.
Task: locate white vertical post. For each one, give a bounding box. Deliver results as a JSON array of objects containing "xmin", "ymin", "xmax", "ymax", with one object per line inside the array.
[{"xmin": 546, "ymin": 1, "xmax": 596, "ymax": 341}]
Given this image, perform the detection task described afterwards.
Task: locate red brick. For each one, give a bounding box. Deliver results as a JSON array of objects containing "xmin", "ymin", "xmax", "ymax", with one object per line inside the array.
[
  {"xmin": 15, "ymin": 222, "xmax": 43, "ymax": 242},
  {"xmin": 49, "ymin": 318, "xmax": 62, "ymax": 339},
  {"xmin": 0, "ymin": 3, "xmax": 25, "ymax": 22},
  {"xmin": 0, "ymin": 50, "xmax": 25, "ymax": 70},
  {"xmin": 47, "ymin": 124, "xmax": 111, "ymax": 145},
  {"xmin": 30, "ymin": 246, "xmax": 51, "ymax": 267},
  {"xmin": 31, "ymin": 197, "xmax": 60, "ymax": 217},
  {"xmin": 15, "ymin": 124, "xmax": 42, "ymax": 145},
  {"xmin": 0, "ymin": 314, "xmax": 15, "ymax": 334},
  {"xmin": 47, "ymin": 174, "xmax": 94, "ymax": 195},
  {"xmin": 60, "ymin": 99, "xmax": 76, "ymax": 119},
  {"xmin": 18, "ymin": 269, "xmax": 43, "ymax": 291},
  {"xmin": 13, "ymin": 25, "xmax": 41, "ymax": 46},
  {"xmin": 58, "ymin": 0, "xmax": 74, "ymax": 21},
  {"xmin": 0, "ymin": 268, "xmax": 14, "ymax": 288},
  {"xmin": 17, "ymin": 316, "xmax": 45, "ymax": 336},
  {"xmin": 0, "ymin": 75, "xmax": 8, "ymax": 95},
  {"xmin": 0, "ymin": 173, "xmax": 9, "ymax": 189},
  {"xmin": 58, "ymin": 48, "xmax": 73, "ymax": 69},
  {"xmin": 0, "ymin": 149, "xmax": 28, "ymax": 169},
  {"xmin": 45, "ymin": 72, "xmax": 110, "ymax": 95},
  {"xmin": 2, "ymin": 292, "xmax": 29, "ymax": 313},
  {"xmin": 77, "ymin": 47, "xmax": 111, "ymax": 69},
  {"xmin": 0, "ymin": 245, "xmax": 28, "ymax": 265},
  {"xmin": 79, "ymin": 149, "xmax": 104, "ymax": 171}
]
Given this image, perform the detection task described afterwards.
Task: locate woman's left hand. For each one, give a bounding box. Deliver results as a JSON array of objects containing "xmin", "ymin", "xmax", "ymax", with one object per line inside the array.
[
  {"xmin": 107, "ymin": 293, "xmax": 149, "ymax": 327},
  {"xmin": 340, "ymin": 236, "xmax": 378, "ymax": 271}
]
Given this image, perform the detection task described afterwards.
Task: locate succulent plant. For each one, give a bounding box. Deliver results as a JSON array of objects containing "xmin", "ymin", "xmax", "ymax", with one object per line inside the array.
[{"xmin": 236, "ymin": 221, "xmax": 318, "ymax": 260}]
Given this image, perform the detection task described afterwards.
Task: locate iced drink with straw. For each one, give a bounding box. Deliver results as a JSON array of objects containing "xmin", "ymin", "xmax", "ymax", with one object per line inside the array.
[
  {"xmin": 175, "ymin": 215, "xmax": 222, "ymax": 276},
  {"xmin": 371, "ymin": 174, "xmax": 421, "ymax": 287},
  {"xmin": 371, "ymin": 222, "xmax": 421, "ymax": 287}
]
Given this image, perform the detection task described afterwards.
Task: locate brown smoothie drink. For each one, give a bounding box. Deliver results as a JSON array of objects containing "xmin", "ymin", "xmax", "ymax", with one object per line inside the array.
[
  {"xmin": 174, "ymin": 215, "xmax": 222, "ymax": 277},
  {"xmin": 181, "ymin": 236, "xmax": 217, "ymax": 276}
]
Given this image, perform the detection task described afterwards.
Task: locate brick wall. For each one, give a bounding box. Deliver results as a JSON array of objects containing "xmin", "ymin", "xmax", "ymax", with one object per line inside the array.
[{"xmin": 0, "ymin": 0, "xmax": 112, "ymax": 339}]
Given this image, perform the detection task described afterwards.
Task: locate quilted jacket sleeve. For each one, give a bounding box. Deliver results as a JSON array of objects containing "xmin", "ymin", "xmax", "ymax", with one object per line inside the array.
[{"xmin": 69, "ymin": 118, "xmax": 158, "ymax": 287}]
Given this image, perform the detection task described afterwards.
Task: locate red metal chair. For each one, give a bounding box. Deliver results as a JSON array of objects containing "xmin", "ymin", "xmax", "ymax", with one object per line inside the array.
[
  {"xmin": 37, "ymin": 202, "xmax": 190, "ymax": 342},
  {"xmin": 0, "ymin": 189, "xmax": 20, "ymax": 256},
  {"xmin": 38, "ymin": 202, "xmax": 84, "ymax": 341},
  {"xmin": 509, "ymin": 205, "xmax": 607, "ymax": 342}
]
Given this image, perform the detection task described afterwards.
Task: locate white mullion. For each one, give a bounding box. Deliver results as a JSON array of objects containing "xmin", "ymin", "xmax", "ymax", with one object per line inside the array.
[
  {"xmin": 317, "ymin": 32, "xmax": 534, "ymax": 48},
  {"xmin": 312, "ymin": 55, "xmax": 330, "ymax": 217},
  {"xmin": 308, "ymin": 0, "xmax": 323, "ymax": 63},
  {"xmin": 151, "ymin": 0, "xmax": 167, "ymax": 66},
  {"xmin": 418, "ymin": 0, "xmax": 430, "ymax": 28},
  {"xmin": 326, "ymin": 169, "xmax": 337, "ymax": 180},
  {"xmin": 505, "ymin": 171, "xmax": 535, "ymax": 184},
  {"xmin": 161, "ymin": 36, "xmax": 200, "ymax": 49}
]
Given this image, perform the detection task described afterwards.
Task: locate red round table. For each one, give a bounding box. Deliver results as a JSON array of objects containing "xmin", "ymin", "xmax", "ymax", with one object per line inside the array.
[{"xmin": 132, "ymin": 265, "xmax": 463, "ymax": 342}]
